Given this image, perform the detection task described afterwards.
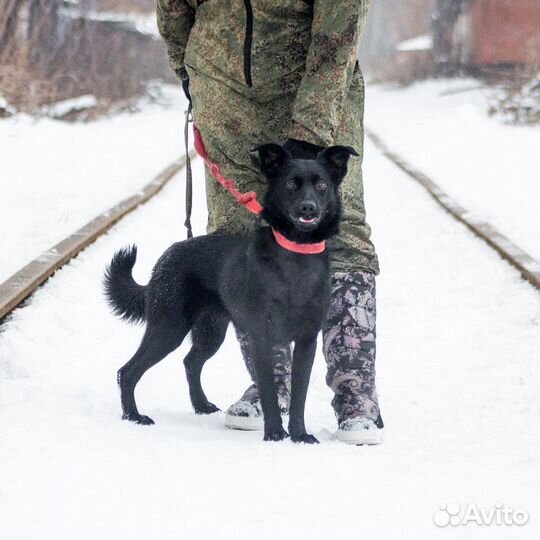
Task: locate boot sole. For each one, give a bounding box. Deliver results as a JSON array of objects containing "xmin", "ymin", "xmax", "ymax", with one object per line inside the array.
[
  {"xmin": 224, "ymin": 413, "xmax": 264, "ymax": 431},
  {"xmin": 337, "ymin": 428, "xmax": 384, "ymax": 445}
]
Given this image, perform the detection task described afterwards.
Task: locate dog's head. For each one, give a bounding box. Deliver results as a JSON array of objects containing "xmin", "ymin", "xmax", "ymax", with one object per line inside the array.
[{"xmin": 256, "ymin": 143, "xmax": 357, "ymax": 243}]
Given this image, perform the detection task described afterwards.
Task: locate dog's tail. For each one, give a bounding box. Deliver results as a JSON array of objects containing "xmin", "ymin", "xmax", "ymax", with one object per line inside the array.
[{"xmin": 103, "ymin": 245, "xmax": 146, "ymax": 324}]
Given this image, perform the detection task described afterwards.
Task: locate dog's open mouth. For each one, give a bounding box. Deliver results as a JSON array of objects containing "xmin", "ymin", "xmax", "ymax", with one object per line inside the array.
[
  {"xmin": 298, "ymin": 216, "xmax": 319, "ymax": 224},
  {"xmin": 293, "ymin": 214, "xmax": 321, "ymax": 230}
]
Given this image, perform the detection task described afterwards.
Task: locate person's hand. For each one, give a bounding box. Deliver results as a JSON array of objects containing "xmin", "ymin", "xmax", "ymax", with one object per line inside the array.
[{"xmin": 283, "ymin": 138, "xmax": 323, "ymax": 159}]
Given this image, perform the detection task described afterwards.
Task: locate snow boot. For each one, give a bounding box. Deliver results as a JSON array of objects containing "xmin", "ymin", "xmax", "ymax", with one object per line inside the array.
[
  {"xmin": 337, "ymin": 413, "xmax": 384, "ymax": 445},
  {"xmin": 323, "ymin": 271, "xmax": 384, "ymax": 445},
  {"xmin": 225, "ymin": 383, "xmax": 290, "ymax": 431},
  {"xmin": 225, "ymin": 330, "xmax": 292, "ymax": 430},
  {"xmin": 225, "ymin": 384, "xmax": 264, "ymax": 431}
]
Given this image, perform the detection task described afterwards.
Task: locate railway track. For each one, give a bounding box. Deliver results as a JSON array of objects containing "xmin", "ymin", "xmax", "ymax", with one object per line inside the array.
[
  {"xmin": 1, "ymin": 136, "xmax": 538, "ymax": 325},
  {"xmin": 366, "ymin": 129, "xmax": 540, "ymax": 291},
  {"xmin": 0, "ymin": 151, "xmax": 196, "ymax": 323}
]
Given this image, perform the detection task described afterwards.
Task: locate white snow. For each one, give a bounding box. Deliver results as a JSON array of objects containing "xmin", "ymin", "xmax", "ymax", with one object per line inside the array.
[
  {"xmin": 85, "ymin": 11, "xmax": 160, "ymax": 38},
  {"xmin": 366, "ymin": 79, "xmax": 540, "ymax": 262},
  {"xmin": 42, "ymin": 94, "xmax": 98, "ymax": 118},
  {"xmin": 0, "ymin": 94, "xmax": 15, "ymax": 113},
  {"xmin": 1, "ymin": 133, "xmax": 539, "ymax": 539},
  {"xmin": 396, "ymin": 34, "xmax": 433, "ymax": 52},
  {"xmin": 0, "ymin": 85, "xmax": 188, "ymax": 282},
  {"xmin": 62, "ymin": 8, "xmax": 160, "ymax": 38}
]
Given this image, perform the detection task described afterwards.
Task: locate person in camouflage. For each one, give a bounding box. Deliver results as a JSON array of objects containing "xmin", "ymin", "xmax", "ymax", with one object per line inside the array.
[{"xmin": 157, "ymin": 0, "xmax": 384, "ymax": 444}]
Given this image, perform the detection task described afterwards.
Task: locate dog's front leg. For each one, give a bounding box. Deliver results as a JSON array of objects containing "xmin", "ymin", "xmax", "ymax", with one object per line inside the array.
[
  {"xmin": 288, "ymin": 336, "xmax": 319, "ymax": 444},
  {"xmin": 251, "ymin": 340, "xmax": 288, "ymax": 442}
]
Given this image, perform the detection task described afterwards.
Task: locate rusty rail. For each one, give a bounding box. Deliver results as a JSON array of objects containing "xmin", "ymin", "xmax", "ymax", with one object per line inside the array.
[
  {"xmin": 366, "ymin": 129, "xmax": 540, "ymax": 291},
  {"xmin": 0, "ymin": 151, "xmax": 196, "ymax": 322}
]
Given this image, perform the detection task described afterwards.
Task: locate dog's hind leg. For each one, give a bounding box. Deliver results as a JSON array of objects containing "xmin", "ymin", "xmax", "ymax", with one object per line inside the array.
[
  {"xmin": 118, "ymin": 320, "xmax": 189, "ymax": 425},
  {"xmin": 184, "ymin": 308, "xmax": 229, "ymax": 414}
]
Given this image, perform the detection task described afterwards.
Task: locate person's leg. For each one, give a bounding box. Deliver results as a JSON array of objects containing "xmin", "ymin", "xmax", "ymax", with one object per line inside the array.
[
  {"xmin": 324, "ymin": 65, "xmax": 383, "ymax": 444},
  {"xmin": 323, "ymin": 271, "xmax": 384, "ymax": 443},
  {"xmin": 224, "ymin": 329, "xmax": 292, "ymax": 430}
]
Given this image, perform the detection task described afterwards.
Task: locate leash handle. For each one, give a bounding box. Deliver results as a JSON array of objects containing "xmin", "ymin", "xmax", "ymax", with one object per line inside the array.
[{"xmin": 184, "ymin": 102, "xmax": 194, "ymax": 239}]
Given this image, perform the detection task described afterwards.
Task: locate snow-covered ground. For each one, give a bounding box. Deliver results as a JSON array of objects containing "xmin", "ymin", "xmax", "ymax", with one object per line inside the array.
[
  {"xmin": 366, "ymin": 79, "xmax": 540, "ymax": 261},
  {"xmin": 1, "ymin": 136, "xmax": 539, "ymax": 539},
  {"xmin": 0, "ymin": 85, "xmax": 187, "ymax": 282}
]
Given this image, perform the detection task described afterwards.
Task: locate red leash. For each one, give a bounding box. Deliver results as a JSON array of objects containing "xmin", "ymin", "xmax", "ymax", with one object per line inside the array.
[
  {"xmin": 191, "ymin": 123, "xmax": 325, "ymax": 255},
  {"xmin": 193, "ymin": 125, "xmax": 263, "ymax": 216}
]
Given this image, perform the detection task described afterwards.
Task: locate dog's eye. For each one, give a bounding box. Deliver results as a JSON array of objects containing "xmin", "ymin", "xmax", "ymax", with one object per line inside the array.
[
  {"xmin": 286, "ymin": 179, "xmax": 297, "ymax": 190},
  {"xmin": 316, "ymin": 180, "xmax": 328, "ymax": 191}
]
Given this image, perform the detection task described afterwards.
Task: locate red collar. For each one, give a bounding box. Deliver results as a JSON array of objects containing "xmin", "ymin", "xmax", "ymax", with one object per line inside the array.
[{"xmin": 272, "ymin": 229, "xmax": 326, "ymax": 255}]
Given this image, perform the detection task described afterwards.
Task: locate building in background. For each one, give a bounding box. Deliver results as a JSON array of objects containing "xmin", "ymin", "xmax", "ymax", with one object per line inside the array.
[
  {"xmin": 360, "ymin": 0, "xmax": 540, "ymax": 82},
  {"xmin": 463, "ymin": 0, "xmax": 540, "ymax": 68}
]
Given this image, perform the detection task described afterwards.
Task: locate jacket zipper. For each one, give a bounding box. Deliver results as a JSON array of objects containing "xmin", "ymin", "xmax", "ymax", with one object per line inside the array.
[{"xmin": 243, "ymin": 0, "xmax": 253, "ymax": 87}]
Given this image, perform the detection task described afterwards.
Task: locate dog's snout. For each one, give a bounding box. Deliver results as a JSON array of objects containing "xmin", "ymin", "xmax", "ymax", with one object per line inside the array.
[{"xmin": 299, "ymin": 200, "xmax": 317, "ymax": 215}]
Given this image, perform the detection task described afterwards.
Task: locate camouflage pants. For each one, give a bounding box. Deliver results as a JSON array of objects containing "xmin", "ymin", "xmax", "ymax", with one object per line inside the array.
[
  {"xmin": 323, "ymin": 271, "xmax": 379, "ymax": 422},
  {"xmin": 235, "ymin": 330, "xmax": 292, "ymax": 414},
  {"xmin": 188, "ymin": 68, "xmax": 380, "ymax": 274},
  {"xmin": 235, "ymin": 271, "xmax": 380, "ymax": 423}
]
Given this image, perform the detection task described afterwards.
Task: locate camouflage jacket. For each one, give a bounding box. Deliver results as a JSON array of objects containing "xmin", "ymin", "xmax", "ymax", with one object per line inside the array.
[{"xmin": 157, "ymin": 0, "xmax": 370, "ymax": 146}]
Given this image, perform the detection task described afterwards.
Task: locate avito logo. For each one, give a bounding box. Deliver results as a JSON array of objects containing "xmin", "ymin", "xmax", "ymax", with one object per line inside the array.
[{"xmin": 433, "ymin": 502, "xmax": 529, "ymax": 527}]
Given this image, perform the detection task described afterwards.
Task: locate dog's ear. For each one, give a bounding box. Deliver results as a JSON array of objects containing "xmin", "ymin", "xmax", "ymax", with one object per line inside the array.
[
  {"xmin": 317, "ymin": 146, "xmax": 358, "ymax": 184},
  {"xmin": 254, "ymin": 144, "xmax": 291, "ymax": 178}
]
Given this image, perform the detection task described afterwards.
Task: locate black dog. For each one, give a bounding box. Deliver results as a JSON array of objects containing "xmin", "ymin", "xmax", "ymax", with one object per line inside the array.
[{"xmin": 104, "ymin": 143, "xmax": 356, "ymax": 443}]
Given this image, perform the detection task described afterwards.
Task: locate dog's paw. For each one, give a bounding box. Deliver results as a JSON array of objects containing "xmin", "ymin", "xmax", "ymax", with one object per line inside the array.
[
  {"xmin": 263, "ymin": 427, "xmax": 289, "ymax": 442},
  {"xmin": 291, "ymin": 433, "xmax": 319, "ymax": 444},
  {"xmin": 194, "ymin": 401, "xmax": 221, "ymax": 415},
  {"xmin": 122, "ymin": 412, "xmax": 155, "ymax": 425}
]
